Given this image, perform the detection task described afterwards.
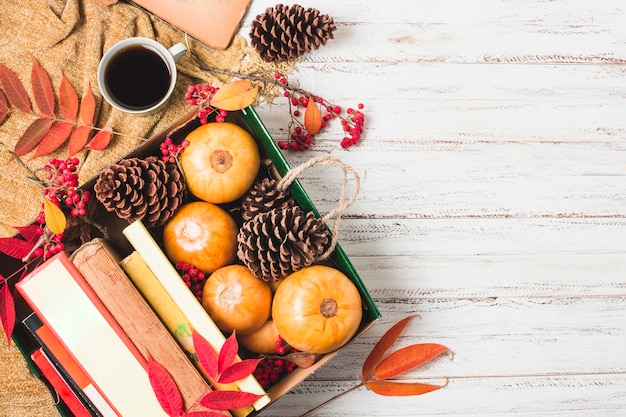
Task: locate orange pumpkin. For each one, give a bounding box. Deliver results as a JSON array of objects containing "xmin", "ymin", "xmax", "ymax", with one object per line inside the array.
[
  {"xmin": 163, "ymin": 201, "xmax": 238, "ymax": 274},
  {"xmin": 180, "ymin": 122, "xmax": 261, "ymax": 204},
  {"xmin": 202, "ymin": 264, "xmax": 272, "ymax": 335},
  {"xmin": 272, "ymin": 265, "xmax": 362, "ymax": 354},
  {"xmin": 238, "ymin": 319, "xmax": 281, "ymax": 355}
]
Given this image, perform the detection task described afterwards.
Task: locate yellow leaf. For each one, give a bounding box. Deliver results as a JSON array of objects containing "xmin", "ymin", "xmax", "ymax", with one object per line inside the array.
[
  {"xmin": 43, "ymin": 197, "xmax": 66, "ymax": 235},
  {"xmin": 209, "ymin": 80, "xmax": 258, "ymax": 111},
  {"xmin": 304, "ymin": 98, "xmax": 323, "ymax": 135}
]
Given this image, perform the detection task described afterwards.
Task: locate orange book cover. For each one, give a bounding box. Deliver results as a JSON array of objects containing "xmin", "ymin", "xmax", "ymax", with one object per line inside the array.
[
  {"xmin": 129, "ymin": 0, "xmax": 251, "ymax": 50},
  {"xmin": 16, "ymin": 252, "xmax": 170, "ymax": 417}
]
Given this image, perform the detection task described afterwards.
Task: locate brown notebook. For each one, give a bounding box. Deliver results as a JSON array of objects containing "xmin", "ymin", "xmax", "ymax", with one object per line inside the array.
[{"xmin": 129, "ymin": 0, "xmax": 251, "ymax": 50}]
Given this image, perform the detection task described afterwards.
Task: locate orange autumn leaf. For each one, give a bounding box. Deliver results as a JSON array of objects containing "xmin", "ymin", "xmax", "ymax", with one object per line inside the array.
[
  {"xmin": 0, "ymin": 90, "xmax": 8, "ymax": 125},
  {"xmin": 30, "ymin": 58, "xmax": 55, "ymax": 118},
  {"xmin": 79, "ymin": 83, "xmax": 96, "ymax": 125},
  {"xmin": 86, "ymin": 126, "xmax": 113, "ymax": 150},
  {"xmin": 0, "ymin": 63, "xmax": 32, "ymax": 113},
  {"xmin": 14, "ymin": 118, "xmax": 54, "ymax": 156},
  {"xmin": 67, "ymin": 125, "xmax": 92, "ymax": 157},
  {"xmin": 362, "ymin": 315, "xmax": 416, "ymax": 380},
  {"xmin": 59, "ymin": 71, "xmax": 78, "ymax": 121},
  {"xmin": 366, "ymin": 379, "xmax": 445, "ymax": 397},
  {"xmin": 209, "ymin": 80, "xmax": 258, "ymax": 111},
  {"xmin": 43, "ymin": 197, "xmax": 66, "ymax": 235},
  {"xmin": 304, "ymin": 98, "xmax": 322, "ymax": 135},
  {"xmin": 373, "ymin": 343, "xmax": 450, "ymax": 379},
  {"xmin": 32, "ymin": 122, "xmax": 74, "ymax": 159}
]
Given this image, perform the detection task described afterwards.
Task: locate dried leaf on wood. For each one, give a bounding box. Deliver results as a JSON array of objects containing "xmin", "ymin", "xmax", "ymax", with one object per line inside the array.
[
  {"xmin": 30, "ymin": 58, "xmax": 55, "ymax": 117},
  {"xmin": 199, "ymin": 390, "xmax": 263, "ymax": 411},
  {"xmin": 86, "ymin": 126, "xmax": 113, "ymax": 150},
  {"xmin": 192, "ymin": 330, "xmax": 219, "ymax": 380},
  {"xmin": 373, "ymin": 343, "xmax": 450, "ymax": 379},
  {"xmin": 0, "ymin": 237, "xmax": 34, "ymax": 259},
  {"xmin": 67, "ymin": 125, "xmax": 92, "ymax": 157},
  {"xmin": 79, "ymin": 83, "xmax": 96, "ymax": 125},
  {"xmin": 59, "ymin": 71, "xmax": 78, "ymax": 121},
  {"xmin": 304, "ymin": 98, "xmax": 322, "ymax": 135},
  {"xmin": 0, "ymin": 63, "xmax": 31, "ymax": 113},
  {"xmin": 365, "ymin": 379, "xmax": 445, "ymax": 396},
  {"xmin": 32, "ymin": 122, "xmax": 73, "ymax": 159},
  {"xmin": 43, "ymin": 197, "xmax": 66, "ymax": 235},
  {"xmin": 362, "ymin": 315, "xmax": 417, "ymax": 380},
  {"xmin": 0, "ymin": 90, "xmax": 8, "ymax": 125},
  {"xmin": 14, "ymin": 118, "xmax": 54, "ymax": 156},
  {"xmin": 218, "ymin": 358, "xmax": 262, "ymax": 384},
  {"xmin": 209, "ymin": 80, "xmax": 258, "ymax": 111},
  {"xmin": 0, "ymin": 282, "xmax": 16, "ymax": 346},
  {"xmin": 148, "ymin": 356, "xmax": 183, "ymax": 417}
]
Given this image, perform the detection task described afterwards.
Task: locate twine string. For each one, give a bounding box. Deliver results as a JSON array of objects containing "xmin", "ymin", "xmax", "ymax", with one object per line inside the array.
[{"xmin": 277, "ymin": 155, "xmax": 360, "ymax": 260}]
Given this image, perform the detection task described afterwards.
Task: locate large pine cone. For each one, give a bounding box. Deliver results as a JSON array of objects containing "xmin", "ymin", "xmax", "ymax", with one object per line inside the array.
[
  {"xmin": 250, "ymin": 4, "xmax": 337, "ymax": 62},
  {"xmin": 94, "ymin": 156, "xmax": 185, "ymax": 227},
  {"xmin": 240, "ymin": 178, "xmax": 295, "ymax": 222},
  {"xmin": 237, "ymin": 205, "xmax": 329, "ymax": 281}
]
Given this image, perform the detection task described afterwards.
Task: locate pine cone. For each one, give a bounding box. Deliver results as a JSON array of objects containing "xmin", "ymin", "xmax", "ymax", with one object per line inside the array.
[
  {"xmin": 237, "ymin": 206, "xmax": 329, "ymax": 281},
  {"xmin": 94, "ymin": 156, "xmax": 185, "ymax": 227},
  {"xmin": 240, "ymin": 178, "xmax": 295, "ymax": 222},
  {"xmin": 250, "ymin": 4, "xmax": 337, "ymax": 62}
]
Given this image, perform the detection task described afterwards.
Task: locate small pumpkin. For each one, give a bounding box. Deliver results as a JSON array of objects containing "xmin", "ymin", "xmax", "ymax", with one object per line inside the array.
[
  {"xmin": 238, "ymin": 319, "xmax": 281, "ymax": 355},
  {"xmin": 163, "ymin": 201, "xmax": 238, "ymax": 274},
  {"xmin": 272, "ymin": 265, "xmax": 362, "ymax": 354},
  {"xmin": 202, "ymin": 264, "xmax": 272, "ymax": 335},
  {"xmin": 180, "ymin": 121, "xmax": 261, "ymax": 204}
]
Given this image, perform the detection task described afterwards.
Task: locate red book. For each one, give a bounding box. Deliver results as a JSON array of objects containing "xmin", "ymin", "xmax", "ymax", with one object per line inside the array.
[
  {"xmin": 16, "ymin": 252, "xmax": 170, "ymax": 417},
  {"xmin": 30, "ymin": 347, "xmax": 92, "ymax": 417}
]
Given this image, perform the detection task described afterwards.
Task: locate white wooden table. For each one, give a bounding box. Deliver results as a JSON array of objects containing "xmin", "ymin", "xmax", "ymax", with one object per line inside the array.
[{"xmin": 246, "ymin": 1, "xmax": 626, "ymax": 416}]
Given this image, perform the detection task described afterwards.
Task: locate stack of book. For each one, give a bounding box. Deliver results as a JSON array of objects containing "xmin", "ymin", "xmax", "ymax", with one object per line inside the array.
[{"xmin": 15, "ymin": 220, "xmax": 270, "ymax": 417}]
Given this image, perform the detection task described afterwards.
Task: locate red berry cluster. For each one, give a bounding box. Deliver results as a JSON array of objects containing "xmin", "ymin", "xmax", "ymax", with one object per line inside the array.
[
  {"xmin": 184, "ymin": 84, "xmax": 228, "ymax": 124},
  {"xmin": 273, "ymin": 72, "xmax": 365, "ymax": 151},
  {"xmin": 175, "ymin": 262, "xmax": 207, "ymax": 302},
  {"xmin": 33, "ymin": 157, "xmax": 90, "ymax": 259},
  {"xmin": 253, "ymin": 334, "xmax": 298, "ymax": 389},
  {"xmin": 159, "ymin": 137, "xmax": 188, "ymax": 163}
]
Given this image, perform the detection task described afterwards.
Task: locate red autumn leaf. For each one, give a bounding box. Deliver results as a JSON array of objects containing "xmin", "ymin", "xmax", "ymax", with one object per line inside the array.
[
  {"xmin": 79, "ymin": 83, "xmax": 96, "ymax": 125},
  {"xmin": 365, "ymin": 379, "xmax": 445, "ymax": 396},
  {"xmin": 86, "ymin": 126, "xmax": 113, "ymax": 150},
  {"xmin": 14, "ymin": 224, "xmax": 41, "ymax": 244},
  {"xmin": 192, "ymin": 330, "xmax": 219, "ymax": 380},
  {"xmin": 218, "ymin": 358, "xmax": 261, "ymax": 384},
  {"xmin": 148, "ymin": 356, "xmax": 183, "ymax": 417},
  {"xmin": 185, "ymin": 411, "xmax": 228, "ymax": 417},
  {"xmin": 199, "ymin": 390, "xmax": 263, "ymax": 411},
  {"xmin": 67, "ymin": 125, "xmax": 92, "ymax": 157},
  {"xmin": 373, "ymin": 343, "xmax": 450, "ymax": 379},
  {"xmin": 362, "ymin": 315, "xmax": 417, "ymax": 381},
  {"xmin": 0, "ymin": 282, "xmax": 16, "ymax": 346},
  {"xmin": 209, "ymin": 80, "xmax": 258, "ymax": 111},
  {"xmin": 30, "ymin": 58, "xmax": 55, "ymax": 117},
  {"xmin": 218, "ymin": 331, "xmax": 239, "ymax": 375},
  {"xmin": 0, "ymin": 90, "xmax": 8, "ymax": 124},
  {"xmin": 32, "ymin": 121, "xmax": 73, "ymax": 159},
  {"xmin": 0, "ymin": 63, "xmax": 31, "ymax": 113},
  {"xmin": 13, "ymin": 117, "xmax": 54, "ymax": 156},
  {"xmin": 304, "ymin": 98, "xmax": 322, "ymax": 135},
  {"xmin": 59, "ymin": 71, "xmax": 78, "ymax": 121},
  {"xmin": 0, "ymin": 237, "xmax": 35, "ymax": 259}
]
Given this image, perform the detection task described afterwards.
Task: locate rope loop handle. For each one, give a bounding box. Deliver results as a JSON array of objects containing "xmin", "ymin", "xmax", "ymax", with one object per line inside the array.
[{"xmin": 276, "ymin": 155, "xmax": 360, "ymax": 260}]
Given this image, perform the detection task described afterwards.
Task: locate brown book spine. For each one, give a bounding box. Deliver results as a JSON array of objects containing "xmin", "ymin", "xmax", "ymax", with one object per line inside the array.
[{"xmin": 70, "ymin": 238, "xmax": 214, "ymax": 411}]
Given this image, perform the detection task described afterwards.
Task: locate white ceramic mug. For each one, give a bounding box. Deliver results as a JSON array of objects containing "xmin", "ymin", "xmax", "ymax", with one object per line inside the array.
[{"xmin": 97, "ymin": 37, "xmax": 187, "ymax": 115}]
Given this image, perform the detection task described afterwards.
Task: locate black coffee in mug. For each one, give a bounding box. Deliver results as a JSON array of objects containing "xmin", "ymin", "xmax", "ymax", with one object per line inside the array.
[{"xmin": 104, "ymin": 45, "xmax": 171, "ymax": 111}]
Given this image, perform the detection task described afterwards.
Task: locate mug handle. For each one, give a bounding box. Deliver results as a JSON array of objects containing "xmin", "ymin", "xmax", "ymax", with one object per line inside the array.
[{"xmin": 168, "ymin": 43, "xmax": 187, "ymax": 63}]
